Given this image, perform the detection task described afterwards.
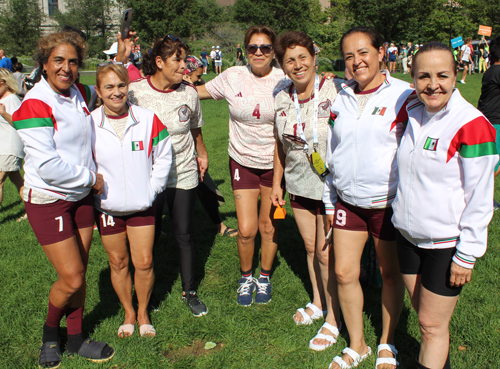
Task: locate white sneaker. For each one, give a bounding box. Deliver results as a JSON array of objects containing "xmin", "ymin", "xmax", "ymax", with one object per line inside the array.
[{"xmin": 459, "ymin": 80, "xmax": 466, "ymax": 84}]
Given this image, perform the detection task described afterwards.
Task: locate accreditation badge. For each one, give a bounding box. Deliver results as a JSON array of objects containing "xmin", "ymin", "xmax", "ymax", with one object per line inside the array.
[{"xmin": 310, "ymin": 150, "xmax": 330, "ymax": 178}]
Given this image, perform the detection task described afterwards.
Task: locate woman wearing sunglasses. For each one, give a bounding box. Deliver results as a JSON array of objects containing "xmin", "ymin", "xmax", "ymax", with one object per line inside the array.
[
  {"xmin": 323, "ymin": 27, "xmax": 413, "ymax": 369},
  {"xmin": 91, "ymin": 62, "xmax": 172, "ymax": 337},
  {"xmin": 197, "ymin": 26, "xmax": 290, "ymax": 306},
  {"xmin": 271, "ymin": 31, "xmax": 343, "ymax": 351},
  {"xmin": 123, "ymin": 34, "xmax": 210, "ymax": 317}
]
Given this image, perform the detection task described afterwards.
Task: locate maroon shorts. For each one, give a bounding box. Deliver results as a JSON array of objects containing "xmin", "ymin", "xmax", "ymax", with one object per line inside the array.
[
  {"xmin": 24, "ymin": 193, "xmax": 94, "ymax": 246},
  {"xmin": 95, "ymin": 204, "xmax": 156, "ymax": 236},
  {"xmin": 229, "ymin": 157, "xmax": 273, "ymax": 190},
  {"xmin": 332, "ymin": 198, "xmax": 396, "ymax": 241},
  {"xmin": 289, "ymin": 193, "xmax": 325, "ymax": 215}
]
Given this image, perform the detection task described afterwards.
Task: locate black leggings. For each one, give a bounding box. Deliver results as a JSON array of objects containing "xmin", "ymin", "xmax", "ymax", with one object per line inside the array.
[
  {"xmin": 197, "ymin": 181, "xmax": 222, "ymax": 225},
  {"xmin": 155, "ymin": 187, "xmax": 197, "ymax": 292}
]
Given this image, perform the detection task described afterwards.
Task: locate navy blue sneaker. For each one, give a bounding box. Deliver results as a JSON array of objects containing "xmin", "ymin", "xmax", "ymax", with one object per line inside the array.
[
  {"xmin": 237, "ymin": 277, "xmax": 255, "ymax": 306},
  {"xmin": 254, "ymin": 277, "xmax": 271, "ymax": 304}
]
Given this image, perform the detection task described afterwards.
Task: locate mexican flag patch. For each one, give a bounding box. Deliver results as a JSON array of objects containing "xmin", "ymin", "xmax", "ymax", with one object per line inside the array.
[
  {"xmin": 423, "ymin": 137, "xmax": 438, "ymax": 151},
  {"xmin": 372, "ymin": 107, "xmax": 386, "ymax": 116},
  {"xmin": 132, "ymin": 141, "xmax": 144, "ymax": 151}
]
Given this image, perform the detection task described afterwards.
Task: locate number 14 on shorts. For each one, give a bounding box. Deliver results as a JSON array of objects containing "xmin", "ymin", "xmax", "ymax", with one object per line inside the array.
[{"xmin": 101, "ymin": 214, "xmax": 115, "ymax": 227}]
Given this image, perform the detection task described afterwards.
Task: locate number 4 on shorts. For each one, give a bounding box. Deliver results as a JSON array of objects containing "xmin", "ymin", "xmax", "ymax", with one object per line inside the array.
[{"xmin": 234, "ymin": 168, "xmax": 240, "ymax": 181}]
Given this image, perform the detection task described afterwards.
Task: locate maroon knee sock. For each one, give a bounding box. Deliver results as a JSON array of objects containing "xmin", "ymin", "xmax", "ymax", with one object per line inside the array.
[
  {"xmin": 66, "ymin": 306, "xmax": 84, "ymax": 354},
  {"xmin": 42, "ymin": 301, "xmax": 67, "ymax": 342}
]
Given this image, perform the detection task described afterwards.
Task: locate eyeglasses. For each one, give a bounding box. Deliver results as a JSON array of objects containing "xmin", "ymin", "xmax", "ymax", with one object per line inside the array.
[
  {"xmin": 246, "ymin": 44, "xmax": 273, "ymax": 55},
  {"xmin": 282, "ymin": 133, "xmax": 306, "ymax": 146},
  {"xmin": 97, "ymin": 61, "xmax": 124, "ymax": 68},
  {"xmin": 161, "ymin": 34, "xmax": 181, "ymax": 45}
]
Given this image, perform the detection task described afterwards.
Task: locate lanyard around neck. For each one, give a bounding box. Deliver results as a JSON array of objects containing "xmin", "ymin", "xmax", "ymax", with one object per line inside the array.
[{"xmin": 293, "ymin": 74, "xmax": 319, "ymax": 151}]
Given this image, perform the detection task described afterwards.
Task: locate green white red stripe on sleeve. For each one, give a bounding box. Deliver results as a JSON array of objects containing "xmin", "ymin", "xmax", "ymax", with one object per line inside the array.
[
  {"xmin": 148, "ymin": 114, "xmax": 169, "ymax": 157},
  {"xmin": 452, "ymin": 250, "xmax": 476, "ymax": 269},
  {"xmin": 12, "ymin": 99, "xmax": 57, "ymax": 130},
  {"xmin": 447, "ymin": 117, "xmax": 497, "ymax": 162}
]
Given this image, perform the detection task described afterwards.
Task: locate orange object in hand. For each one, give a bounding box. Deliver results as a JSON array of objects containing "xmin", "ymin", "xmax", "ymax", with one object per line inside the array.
[{"xmin": 274, "ymin": 204, "xmax": 286, "ymax": 219}]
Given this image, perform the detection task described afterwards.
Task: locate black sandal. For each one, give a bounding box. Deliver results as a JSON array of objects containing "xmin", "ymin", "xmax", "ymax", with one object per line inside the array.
[
  {"xmin": 222, "ymin": 227, "xmax": 238, "ymax": 237},
  {"xmin": 77, "ymin": 338, "xmax": 115, "ymax": 363},
  {"xmin": 38, "ymin": 341, "xmax": 62, "ymax": 369}
]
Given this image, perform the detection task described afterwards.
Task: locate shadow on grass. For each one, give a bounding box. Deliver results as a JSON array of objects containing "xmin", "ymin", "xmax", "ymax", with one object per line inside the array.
[
  {"xmin": 363, "ymin": 285, "xmax": 420, "ymax": 366},
  {"xmin": 83, "ymin": 266, "xmax": 120, "ymax": 335},
  {"xmin": 0, "ymin": 208, "xmax": 25, "ymax": 224},
  {"xmin": 0, "ymin": 198, "xmax": 22, "ymax": 212}
]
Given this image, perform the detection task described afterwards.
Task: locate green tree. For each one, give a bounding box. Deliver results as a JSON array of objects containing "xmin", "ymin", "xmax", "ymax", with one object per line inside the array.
[
  {"xmin": 0, "ymin": 0, "xmax": 43, "ymax": 56},
  {"xmin": 54, "ymin": 0, "xmax": 118, "ymax": 57},
  {"xmin": 232, "ymin": 0, "xmax": 313, "ymax": 34},
  {"xmin": 123, "ymin": 0, "xmax": 224, "ymax": 44},
  {"xmin": 349, "ymin": 0, "xmax": 437, "ymax": 43}
]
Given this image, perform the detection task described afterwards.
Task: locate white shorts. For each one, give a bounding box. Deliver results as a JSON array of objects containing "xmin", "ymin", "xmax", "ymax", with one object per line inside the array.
[{"xmin": 215, "ymin": 61, "xmax": 222, "ymax": 66}]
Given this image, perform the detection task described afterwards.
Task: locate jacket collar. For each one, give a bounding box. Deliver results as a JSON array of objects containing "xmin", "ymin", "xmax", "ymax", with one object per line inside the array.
[
  {"xmin": 407, "ymin": 88, "xmax": 462, "ymax": 118},
  {"xmin": 340, "ymin": 69, "xmax": 391, "ymax": 98},
  {"xmin": 97, "ymin": 102, "xmax": 140, "ymax": 129}
]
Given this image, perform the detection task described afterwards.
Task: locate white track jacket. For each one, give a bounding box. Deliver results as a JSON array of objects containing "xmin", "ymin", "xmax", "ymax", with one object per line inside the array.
[
  {"xmin": 392, "ymin": 90, "xmax": 498, "ymax": 269},
  {"xmin": 13, "ymin": 78, "xmax": 97, "ymax": 201},
  {"xmin": 322, "ymin": 72, "xmax": 413, "ymax": 212},
  {"xmin": 91, "ymin": 104, "xmax": 172, "ymax": 215}
]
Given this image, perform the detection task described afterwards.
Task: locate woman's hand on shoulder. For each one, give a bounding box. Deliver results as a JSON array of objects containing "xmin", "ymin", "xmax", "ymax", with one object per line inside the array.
[
  {"xmin": 449, "ymin": 261, "xmax": 472, "ymax": 287},
  {"xmin": 92, "ymin": 173, "xmax": 104, "ymax": 195}
]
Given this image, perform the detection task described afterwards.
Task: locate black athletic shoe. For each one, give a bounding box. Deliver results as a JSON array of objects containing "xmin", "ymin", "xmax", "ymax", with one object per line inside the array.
[{"xmin": 183, "ymin": 291, "xmax": 208, "ymax": 317}]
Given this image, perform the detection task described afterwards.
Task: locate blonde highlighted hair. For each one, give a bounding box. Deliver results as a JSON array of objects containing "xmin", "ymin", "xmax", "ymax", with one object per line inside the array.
[{"xmin": 0, "ymin": 68, "xmax": 21, "ymax": 95}]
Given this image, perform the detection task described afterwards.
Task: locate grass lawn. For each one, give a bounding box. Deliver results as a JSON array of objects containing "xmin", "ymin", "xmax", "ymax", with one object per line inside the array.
[{"xmin": 1, "ymin": 70, "xmax": 498, "ymax": 368}]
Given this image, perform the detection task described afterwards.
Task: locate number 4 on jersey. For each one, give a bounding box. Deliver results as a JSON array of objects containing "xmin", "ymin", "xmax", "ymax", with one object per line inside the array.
[{"xmin": 252, "ymin": 104, "xmax": 261, "ymax": 119}]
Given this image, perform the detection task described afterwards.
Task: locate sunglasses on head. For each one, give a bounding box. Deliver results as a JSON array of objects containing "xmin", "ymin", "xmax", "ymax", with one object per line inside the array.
[
  {"xmin": 162, "ymin": 34, "xmax": 181, "ymax": 45},
  {"xmin": 246, "ymin": 44, "xmax": 273, "ymax": 55},
  {"xmin": 97, "ymin": 61, "xmax": 124, "ymax": 68}
]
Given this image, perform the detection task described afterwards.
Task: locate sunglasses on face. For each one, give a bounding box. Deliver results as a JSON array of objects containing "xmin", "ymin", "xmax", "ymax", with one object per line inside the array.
[
  {"xmin": 97, "ymin": 61, "xmax": 124, "ymax": 68},
  {"xmin": 246, "ymin": 44, "xmax": 273, "ymax": 55}
]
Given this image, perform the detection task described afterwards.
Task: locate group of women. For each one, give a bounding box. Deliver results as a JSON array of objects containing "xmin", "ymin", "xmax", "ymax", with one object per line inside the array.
[{"xmin": 9, "ymin": 21, "xmax": 496, "ymax": 369}]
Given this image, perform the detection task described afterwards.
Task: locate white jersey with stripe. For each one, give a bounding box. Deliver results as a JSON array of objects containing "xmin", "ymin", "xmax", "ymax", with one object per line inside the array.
[{"xmin": 206, "ymin": 65, "xmax": 291, "ymax": 169}]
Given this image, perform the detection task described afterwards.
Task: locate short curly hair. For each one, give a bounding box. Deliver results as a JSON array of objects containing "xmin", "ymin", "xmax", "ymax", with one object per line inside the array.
[{"xmin": 36, "ymin": 31, "xmax": 86, "ymax": 68}]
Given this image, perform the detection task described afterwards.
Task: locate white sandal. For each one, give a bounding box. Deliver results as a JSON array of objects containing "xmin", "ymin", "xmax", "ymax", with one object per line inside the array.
[
  {"xmin": 375, "ymin": 344, "xmax": 398, "ymax": 368},
  {"xmin": 139, "ymin": 324, "xmax": 156, "ymax": 337},
  {"xmin": 294, "ymin": 302, "xmax": 327, "ymax": 325},
  {"xmin": 329, "ymin": 346, "xmax": 372, "ymax": 369},
  {"xmin": 117, "ymin": 323, "xmax": 135, "ymax": 338},
  {"xmin": 309, "ymin": 322, "xmax": 341, "ymax": 351}
]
